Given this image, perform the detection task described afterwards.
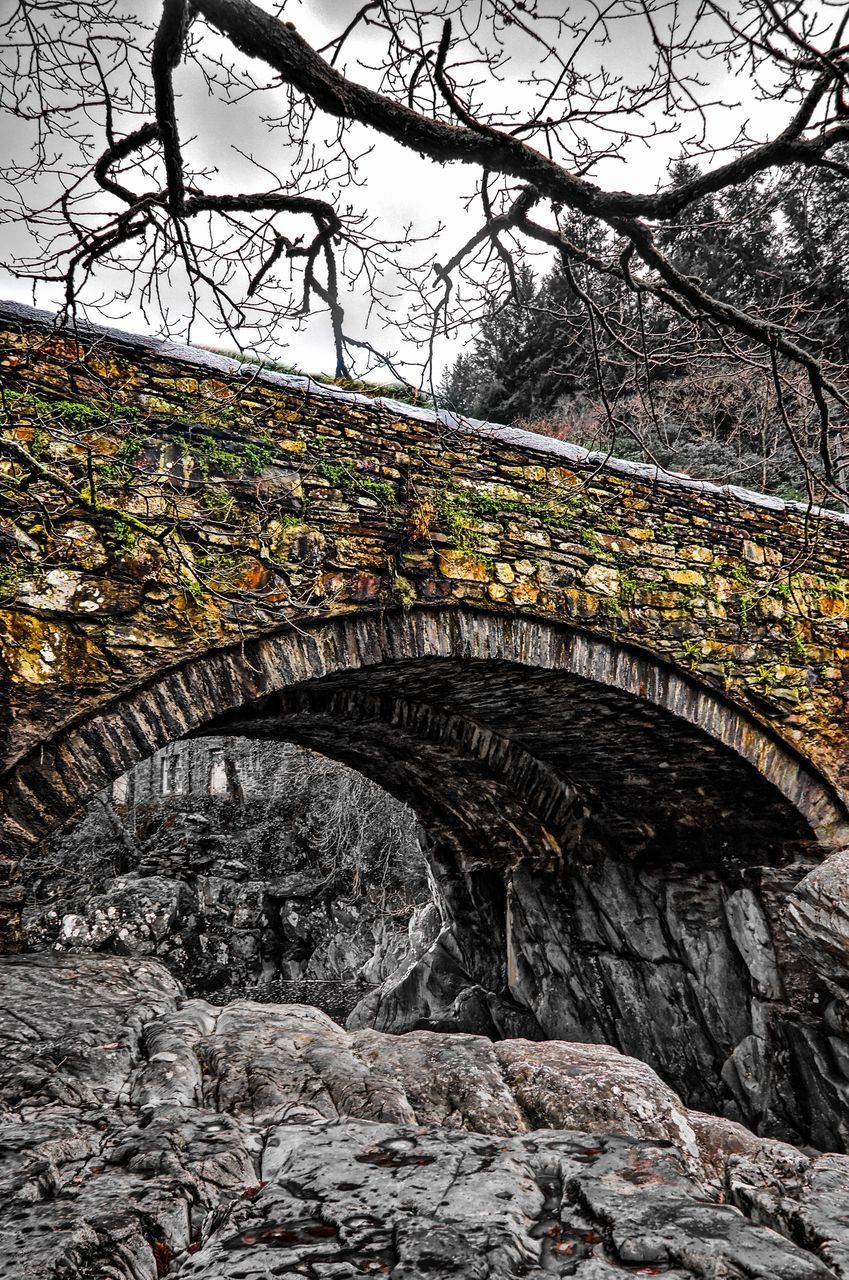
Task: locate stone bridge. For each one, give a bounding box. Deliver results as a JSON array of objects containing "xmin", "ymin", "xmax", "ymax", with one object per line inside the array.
[{"xmin": 3, "ymin": 299, "xmax": 849, "ymax": 1144}]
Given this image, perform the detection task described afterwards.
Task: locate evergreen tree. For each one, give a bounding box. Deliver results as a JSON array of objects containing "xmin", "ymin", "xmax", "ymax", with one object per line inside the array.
[{"xmin": 780, "ymin": 152, "xmax": 849, "ymax": 369}]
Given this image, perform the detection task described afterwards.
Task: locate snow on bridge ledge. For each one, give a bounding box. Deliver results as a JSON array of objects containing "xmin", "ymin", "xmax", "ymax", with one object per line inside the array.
[{"xmin": 1, "ymin": 297, "xmax": 844, "ymax": 526}]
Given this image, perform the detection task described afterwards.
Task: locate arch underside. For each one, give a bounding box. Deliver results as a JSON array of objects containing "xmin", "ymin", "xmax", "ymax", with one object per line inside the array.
[{"xmin": 198, "ymin": 658, "xmax": 817, "ymax": 870}]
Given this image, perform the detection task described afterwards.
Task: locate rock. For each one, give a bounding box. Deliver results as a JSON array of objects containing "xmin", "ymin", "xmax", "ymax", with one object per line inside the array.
[
  {"xmin": 57, "ymin": 874, "xmax": 191, "ymax": 954},
  {"xmin": 494, "ymin": 1038, "xmax": 703, "ymax": 1177},
  {"xmin": 181, "ymin": 1120, "xmax": 832, "ymax": 1280},
  {"xmin": 786, "ymin": 850, "xmax": 849, "ymax": 990},
  {"xmin": 3, "ymin": 952, "xmax": 849, "ymax": 1278}
]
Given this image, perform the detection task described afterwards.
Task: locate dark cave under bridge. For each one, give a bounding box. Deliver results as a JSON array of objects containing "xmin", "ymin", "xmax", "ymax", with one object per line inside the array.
[{"xmin": 2, "ymin": 299, "xmax": 849, "ymax": 937}]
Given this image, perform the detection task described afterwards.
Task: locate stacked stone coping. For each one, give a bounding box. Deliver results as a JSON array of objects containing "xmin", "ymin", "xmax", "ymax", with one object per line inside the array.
[{"xmin": 1, "ymin": 297, "xmax": 843, "ymax": 528}]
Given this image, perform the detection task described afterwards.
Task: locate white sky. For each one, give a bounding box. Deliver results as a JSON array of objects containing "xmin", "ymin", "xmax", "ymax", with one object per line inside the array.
[{"xmin": 0, "ymin": 0, "xmax": 802, "ymax": 384}]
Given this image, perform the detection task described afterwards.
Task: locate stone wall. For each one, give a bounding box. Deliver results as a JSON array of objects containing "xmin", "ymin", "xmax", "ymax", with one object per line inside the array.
[
  {"xmin": 1, "ymin": 298, "xmax": 849, "ymax": 857},
  {"xmin": 114, "ymin": 735, "xmax": 312, "ymax": 807}
]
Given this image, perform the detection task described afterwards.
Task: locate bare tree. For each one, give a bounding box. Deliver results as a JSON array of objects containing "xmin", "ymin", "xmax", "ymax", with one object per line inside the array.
[{"xmin": 3, "ymin": 0, "xmax": 849, "ymax": 494}]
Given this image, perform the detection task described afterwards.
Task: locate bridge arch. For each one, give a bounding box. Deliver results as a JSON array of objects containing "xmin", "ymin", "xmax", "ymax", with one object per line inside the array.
[{"xmin": 3, "ymin": 606, "xmax": 846, "ymax": 856}]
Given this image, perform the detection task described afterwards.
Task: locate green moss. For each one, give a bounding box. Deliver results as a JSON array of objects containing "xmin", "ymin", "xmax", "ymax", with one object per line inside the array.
[
  {"xmin": 109, "ymin": 515, "xmax": 139, "ymax": 551},
  {"xmin": 29, "ymin": 427, "xmax": 49, "ymax": 459},
  {"xmin": 98, "ymin": 432, "xmax": 145, "ymax": 486},
  {"xmin": 53, "ymin": 399, "xmax": 108, "ymax": 429},
  {"xmin": 789, "ymin": 626, "xmax": 808, "ymax": 662},
  {"xmin": 619, "ymin": 575, "xmax": 639, "ymax": 604},
  {"xmin": 3, "ymin": 389, "xmax": 138, "ymax": 432},
  {"xmin": 681, "ymin": 639, "xmax": 700, "ymax": 668},
  {"xmin": 242, "ymin": 442, "xmax": 275, "ymax": 475},
  {"xmin": 393, "ymin": 572, "xmax": 417, "ymax": 610},
  {"xmin": 183, "ymin": 433, "xmax": 275, "ymax": 479},
  {"xmin": 433, "ymin": 479, "xmax": 602, "ymax": 554},
  {"xmin": 0, "ymin": 560, "xmax": 26, "ymax": 597},
  {"xmin": 319, "ymin": 460, "xmax": 396, "ymax": 505},
  {"xmin": 195, "ymin": 546, "xmax": 242, "ymax": 578},
  {"xmin": 754, "ymin": 664, "xmax": 774, "ymax": 692},
  {"xmin": 201, "ymin": 486, "xmax": 235, "ymax": 518}
]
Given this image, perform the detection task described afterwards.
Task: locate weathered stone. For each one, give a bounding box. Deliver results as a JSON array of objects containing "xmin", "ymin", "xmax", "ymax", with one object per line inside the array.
[
  {"xmin": 786, "ymin": 849, "xmax": 849, "ymax": 989},
  {"xmin": 2, "ymin": 951, "xmax": 849, "ymax": 1280}
]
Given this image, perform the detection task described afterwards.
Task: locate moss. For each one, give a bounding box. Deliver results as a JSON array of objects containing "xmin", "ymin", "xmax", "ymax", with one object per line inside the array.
[
  {"xmin": 319, "ymin": 460, "xmax": 396, "ymax": 505},
  {"xmin": 242, "ymin": 442, "xmax": 275, "ymax": 475},
  {"xmin": 0, "ymin": 560, "xmax": 27, "ymax": 598},
  {"xmin": 29, "ymin": 427, "xmax": 50, "ymax": 460},
  {"xmin": 53, "ymin": 399, "xmax": 108, "ymax": 429},
  {"xmin": 393, "ymin": 572, "xmax": 417, "ymax": 610},
  {"xmin": 754, "ymin": 664, "xmax": 774, "ymax": 693},
  {"xmin": 619, "ymin": 575, "xmax": 639, "ymax": 604},
  {"xmin": 789, "ymin": 625, "xmax": 808, "ymax": 662},
  {"xmin": 183, "ymin": 433, "xmax": 275, "ymax": 479},
  {"xmin": 3, "ymin": 388, "xmax": 138, "ymax": 432},
  {"xmin": 98, "ymin": 433, "xmax": 145, "ymax": 486},
  {"xmin": 194, "ymin": 546, "xmax": 242, "ymax": 579},
  {"xmin": 681, "ymin": 639, "xmax": 700, "ymax": 668},
  {"xmin": 109, "ymin": 515, "xmax": 139, "ymax": 551},
  {"xmin": 201, "ymin": 486, "xmax": 235, "ymax": 518},
  {"xmin": 435, "ymin": 480, "xmax": 592, "ymax": 552}
]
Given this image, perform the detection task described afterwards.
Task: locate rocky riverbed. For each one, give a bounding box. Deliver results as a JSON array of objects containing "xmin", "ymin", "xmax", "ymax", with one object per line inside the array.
[
  {"xmin": 14, "ymin": 738, "xmax": 849, "ymax": 1276},
  {"xmin": 4, "ymin": 950, "xmax": 849, "ymax": 1280}
]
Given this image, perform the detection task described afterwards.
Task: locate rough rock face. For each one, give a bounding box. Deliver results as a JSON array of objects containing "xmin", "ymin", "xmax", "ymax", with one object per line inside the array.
[
  {"xmin": 4, "ymin": 951, "xmax": 849, "ymax": 1279},
  {"xmin": 354, "ymin": 841, "xmax": 849, "ymax": 1151},
  {"xmin": 787, "ymin": 849, "xmax": 849, "ymax": 990}
]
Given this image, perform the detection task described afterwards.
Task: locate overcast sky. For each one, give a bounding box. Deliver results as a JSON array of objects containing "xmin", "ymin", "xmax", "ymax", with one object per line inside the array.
[{"xmin": 0, "ymin": 0, "xmax": 787, "ymax": 384}]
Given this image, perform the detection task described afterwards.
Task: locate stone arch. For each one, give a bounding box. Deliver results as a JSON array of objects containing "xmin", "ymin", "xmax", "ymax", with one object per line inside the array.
[
  {"xmin": 8, "ymin": 604, "xmax": 849, "ymax": 1145},
  {"xmin": 2, "ymin": 606, "xmax": 846, "ymax": 856}
]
